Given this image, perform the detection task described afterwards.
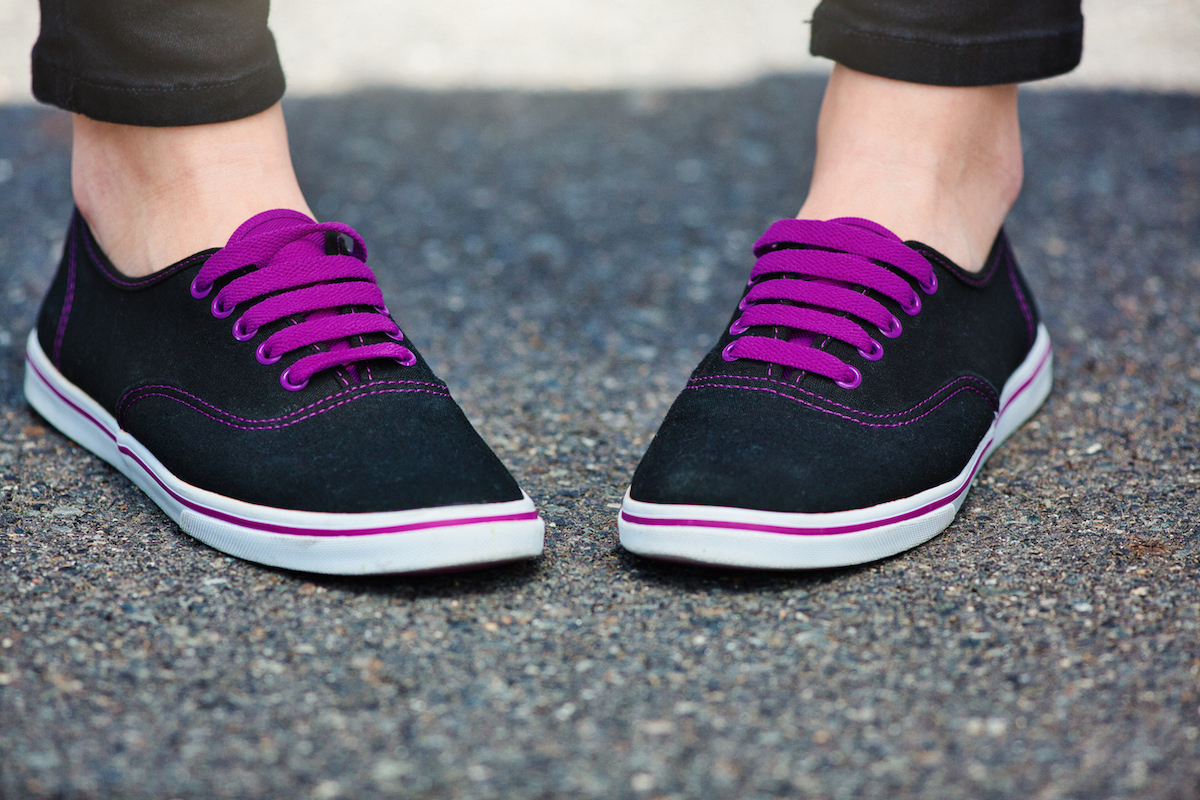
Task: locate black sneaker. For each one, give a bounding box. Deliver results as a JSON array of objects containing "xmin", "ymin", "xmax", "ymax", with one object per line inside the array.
[
  {"xmin": 25, "ymin": 209, "xmax": 543, "ymax": 574},
  {"xmin": 619, "ymin": 217, "xmax": 1051, "ymax": 569}
]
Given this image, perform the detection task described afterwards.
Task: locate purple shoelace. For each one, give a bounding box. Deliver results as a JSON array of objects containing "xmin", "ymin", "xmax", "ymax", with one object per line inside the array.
[
  {"xmin": 722, "ymin": 217, "xmax": 938, "ymax": 389},
  {"xmin": 190, "ymin": 209, "xmax": 415, "ymax": 391}
]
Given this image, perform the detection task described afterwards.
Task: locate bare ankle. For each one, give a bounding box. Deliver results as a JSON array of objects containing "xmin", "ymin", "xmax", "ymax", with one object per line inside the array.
[
  {"xmin": 797, "ymin": 65, "xmax": 1023, "ymax": 271},
  {"xmin": 72, "ymin": 104, "xmax": 313, "ymax": 277}
]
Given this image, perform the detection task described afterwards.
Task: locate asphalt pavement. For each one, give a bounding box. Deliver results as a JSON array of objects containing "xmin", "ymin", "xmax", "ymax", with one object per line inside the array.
[{"xmin": 0, "ymin": 77, "xmax": 1198, "ymax": 799}]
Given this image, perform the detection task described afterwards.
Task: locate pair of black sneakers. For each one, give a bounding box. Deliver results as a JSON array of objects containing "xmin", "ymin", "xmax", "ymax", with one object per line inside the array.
[{"xmin": 24, "ymin": 209, "xmax": 1051, "ymax": 574}]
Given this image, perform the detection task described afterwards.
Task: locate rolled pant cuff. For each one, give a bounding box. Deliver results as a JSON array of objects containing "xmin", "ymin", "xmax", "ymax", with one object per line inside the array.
[
  {"xmin": 31, "ymin": 59, "xmax": 286, "ymax": 127},
  {"xmin": 810, "ymin": 18, "xmax": 1083, "ymax": 86}
]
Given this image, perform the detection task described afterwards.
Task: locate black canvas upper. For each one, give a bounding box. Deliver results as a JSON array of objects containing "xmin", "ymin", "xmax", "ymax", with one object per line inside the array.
[
  {"xmin": 629, "ymin": 229, "xmax": 1040, "ymax": 513},
  {"xmin": 35, "ymin": 211, "xmax": 523, "ymax": 513}
]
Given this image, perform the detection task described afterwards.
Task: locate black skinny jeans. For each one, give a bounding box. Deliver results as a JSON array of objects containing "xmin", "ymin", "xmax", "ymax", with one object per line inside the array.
[{"xmin": 33, "ymin": 0, "xmax": 1083, "ymax": 128}]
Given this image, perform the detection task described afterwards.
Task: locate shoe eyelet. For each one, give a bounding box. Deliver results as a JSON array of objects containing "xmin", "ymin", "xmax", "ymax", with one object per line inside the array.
[
  {"xmin": 900, "ymin": 292, "xmax": 921, "ymax": 316},
  {"xmin": 280, "ymin": 367, "xmax": 308, "ymax": 392},
  {"xmin": 721, "ymin": 341, "xmax": 739, "ymax": 362},
  {"xmin": 190, "ymin": 277, "xmax": 213, "ymax": 299},
  {"xmin": 395, "ymin": 348, "xmax": 418, "ymax": 367},
  {"xmin": 737, "ymin": 296, "xmax": 750, "ymax": 311},
  {"xmin": 879, "ymin": 314, "xmax": 902, "ymax": 339},
  {"xmin": 373, "ymin": 303, "xmax": 389, "ymax": 314},
  {"xmin": 857, "ymin": 339, "xmax": 884, "ymax": 361},
  {"xmin": 385, "ymin": 327, "xmax": 404, "ymax": 341},
  {"xmin": 835, "ymin": 365, "xmax": 862, "ymax": 390},
  {"xmin": 920, "ymin": 271, "xmax": 938, "ymax": 294},
  {"xmin": 210, "ymin": 293, "xmax": 234, "ymax": 319},
  {"xmin": 232, "ymin": 317, "xmax": 257, "ymax": 341},
  {"xmin": 729, "ymin": 318, "xmax": 750, "ymax": 336},
  {"xmin": 256, "ymin": 341, "xmax": 282, "ymax": 365}
]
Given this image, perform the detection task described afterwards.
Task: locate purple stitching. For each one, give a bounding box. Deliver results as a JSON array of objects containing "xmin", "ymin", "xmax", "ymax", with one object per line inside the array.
[
  {"xmin": 950, "ymin": 254, "xmax": 994, "ymax": 287},
  {"xmin": 81, "ymin": 226, "xmax": 212, "ymax": 287},
  {"xmin": 909, "ymin": 241, "xmax": 995, "ymax": 288},
  {"xmin": 119, "ymin": 387, "xmax": 452, "ymax": 432},
  {"xmin": 684, "ymin": 381, "xmax": 994, "ymax": 428},
  {"xmin": 691, "ymin": 372, "xmax": 999, "ymax": 415},
  {"xmin": 117, "ymin": 378, "xmax": 449, "ymax": 425},
  {"xmin": 52, "ymin": 228, "xmax": 78, "ymax": 367},
  {"xmin": 1007, "ymin": 248, "xmax": 1035, "ymax": 346}
]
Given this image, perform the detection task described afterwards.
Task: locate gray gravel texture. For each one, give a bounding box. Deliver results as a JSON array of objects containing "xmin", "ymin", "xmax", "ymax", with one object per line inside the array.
[{"xmin": 1, "ymin": 77, "xmax": 1199, "ymax": 799}]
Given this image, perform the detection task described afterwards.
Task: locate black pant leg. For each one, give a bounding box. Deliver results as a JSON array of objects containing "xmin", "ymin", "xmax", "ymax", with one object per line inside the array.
[
  {"xmin": 32, "ymin": 0, "xmax": 285, "ymax": 126},
  {"xmin": 810, "ymin": 0, "xmax": 1084, "ymax": 86}
]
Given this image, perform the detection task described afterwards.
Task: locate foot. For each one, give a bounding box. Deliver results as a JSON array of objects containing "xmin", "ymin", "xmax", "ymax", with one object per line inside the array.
[
  {"xmin": 619, "ymin": 217, "xmax": 1051, "ymax": 569},
  {"xmin": 797, "ymin": 65, "xmax": 1024, "ymax": 272},
  {"xmin": 71, "ymin": 104, "xmax": 313, "ymax": 278},
  {"xmin": 26, "ymin": 210, "xmax": 544, "ymax": 574}
]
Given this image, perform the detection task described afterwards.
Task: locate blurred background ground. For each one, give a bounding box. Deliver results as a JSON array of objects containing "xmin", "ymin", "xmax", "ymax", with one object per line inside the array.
[{"xmin": 1, "ymin": 3, "xmax": 1198, "ymax": 800}]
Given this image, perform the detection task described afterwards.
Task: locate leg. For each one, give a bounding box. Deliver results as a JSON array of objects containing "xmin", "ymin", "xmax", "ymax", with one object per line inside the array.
[
  {"xmin": 36, "ymin": 0, "xmax": 304, "ymax": 276},
  {"xmin": 72, "ymin": 105, "xmax": 312, "ymax": 277},
  {"xmin": 797, "ymin": 64, "xmax": 1021, "ymax": 272},
  {"xmin": 797, "ymin": 0, "xmax": 1082, "ymax": 271}
]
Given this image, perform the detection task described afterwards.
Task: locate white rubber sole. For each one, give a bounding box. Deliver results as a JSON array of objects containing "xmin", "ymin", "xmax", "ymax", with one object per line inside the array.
[
  {"xmin": 24, "ymin": 330, "xmax": 544, "ymax": 575},
  {"xmin": 618, "ymin": 324, "xmax": 1053, "ymax": 569}
]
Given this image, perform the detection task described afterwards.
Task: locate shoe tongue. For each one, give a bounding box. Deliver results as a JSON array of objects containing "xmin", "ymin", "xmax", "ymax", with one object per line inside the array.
[{"xmin": 226, "ymin": 208, "xmax": 326, "ymax": 262}]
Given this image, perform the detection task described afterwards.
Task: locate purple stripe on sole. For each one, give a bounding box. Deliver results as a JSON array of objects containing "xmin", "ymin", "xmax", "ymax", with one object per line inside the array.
[
  {"xmin": 116, "ymin": 439, "xmax": 538, "ymax": 537},
  {"xmin": 29, "ymin": 354, "xmax": 539, "ymax": 539},
  {"xmin": 28, "ymin": 356, "xmax": 118, "ymax": 444},
  {"xmin": 620, "ymin": 443, "xmax": 980, "ymax": 537},
  {"xmin": 999, "ymin": 343, "xmax": 1050, "ymax": 416},
  {"xmin": 622, "ymin": 336, "xmax": 1049, "ymax": 539}
]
